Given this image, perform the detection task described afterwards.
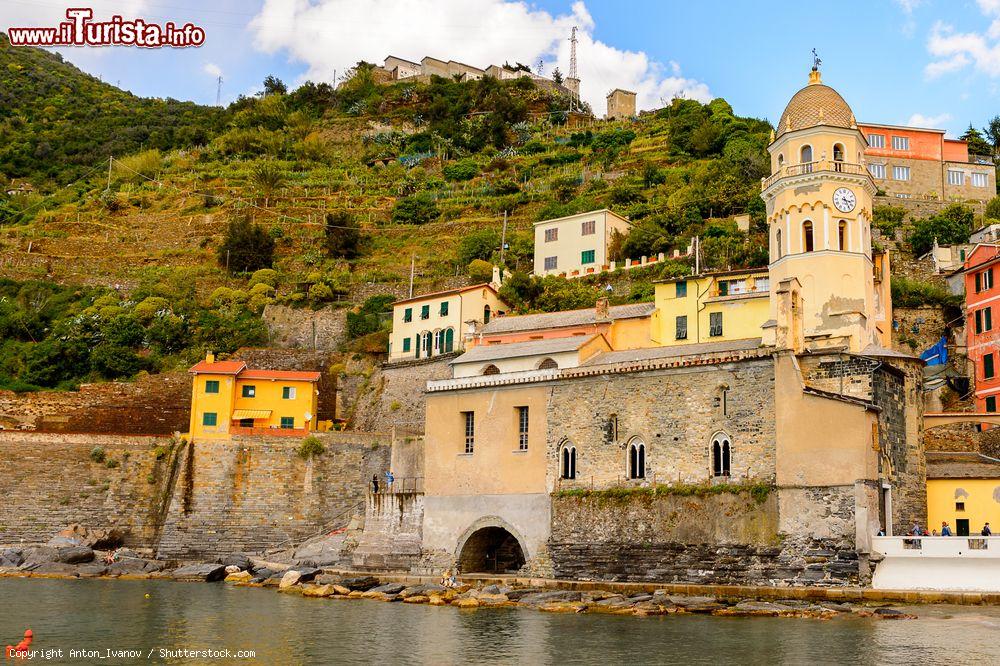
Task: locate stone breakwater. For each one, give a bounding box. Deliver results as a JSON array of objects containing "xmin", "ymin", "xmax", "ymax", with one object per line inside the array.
[{"xmin": 0, "ymin": 548, "xmax": 925, "ymax": 620}]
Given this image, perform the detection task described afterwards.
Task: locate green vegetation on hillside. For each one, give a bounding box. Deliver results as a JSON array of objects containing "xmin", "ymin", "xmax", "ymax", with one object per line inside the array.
[
  {"xmin": 0, "ymin": 33, "xmax": 227, "ymax": 185},
  {"xmin": 0, "ymin": 46, "xmax": 781, "ymax": 389}
]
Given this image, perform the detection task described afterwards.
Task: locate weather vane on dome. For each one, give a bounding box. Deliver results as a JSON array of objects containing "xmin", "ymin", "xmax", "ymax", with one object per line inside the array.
[{"xmin": 812, "ymin": 48, "xmax": 822, "ymax": 71}]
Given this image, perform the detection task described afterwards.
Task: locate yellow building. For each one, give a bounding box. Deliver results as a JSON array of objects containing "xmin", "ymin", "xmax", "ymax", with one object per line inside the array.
[
  {"xmin": 389, "ymin": 284, "xmax": 508, "ymax": 363},
  {"xmin": 926, "ymin": 451, "xmax": 1000, "ymax": 536},
  {"xmin": 761, "ymin": 65, "xmax": 892, "ymax": 352},
  {"xmin": 651, "ymin": 268, "xmax": 770, "ymax": 346},
  {"xmin": 188, "ymin": 354, "xmax": 320, "ymax": 440},
  {"xmin": 534, "ymin": 209, "xmax": 631, "ymax": 278}
]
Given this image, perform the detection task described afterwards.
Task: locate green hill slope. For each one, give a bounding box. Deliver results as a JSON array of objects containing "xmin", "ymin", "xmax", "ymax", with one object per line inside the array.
[{"xmin": 0, "ymin": 50, "xmax": 774, "ymax": 391}]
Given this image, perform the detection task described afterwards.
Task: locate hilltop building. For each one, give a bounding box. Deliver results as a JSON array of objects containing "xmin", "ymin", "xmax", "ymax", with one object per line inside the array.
[
  {"xmin": 414, "ymin": 66, "xmax": 926, "ymax": 585},
  {"xmin": 606, "ymin": 88, "xmax": 637, "ymax": 120},
  {"xmin": 187, "ymin": 354, "xmax": 321, "ymax": 440},
  {"xmin": 858, "ymin": 123, "xmax": 995, "ymax": 202},
  {"xmin": 533, "ymin": 209, "xmax": 631, "ymax": 278},
  {"xmin": 389, "ymin": 284, "xmax": 508, "ymax": 363}
]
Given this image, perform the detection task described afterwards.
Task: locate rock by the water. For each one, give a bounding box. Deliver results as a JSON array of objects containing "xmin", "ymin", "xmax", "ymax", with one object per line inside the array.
[
  {"xmin": 517, "ymin": 591, "xmax": 583, "ymax": 606},
  {"xmin": 47, "ymin": 525, "xmax": 125, "ymax": 550},
  {"xmin": 0, "ymin": 548, "xmax": 24, "ymax": 568},
  {"xmin": 30, "ymin": 562, "xmax": 80, "ymax": 577},
  {"xmin": 452, "ymin": 597, "xmax": 480, "ymax": 608},
  {"xmin": 225, "ymin": 571, "xmax": 253, "ymax": 583},
  {"xmin": 171, "ymin": 563, "xmax": 227, "ymax": 582},
  {"xmin": 340, "ymin": 576, "xmax": 380, "ymax": 591},
  {"xmin": 220, "ymin": 553, "xmax": 252, "ymax": 571},
  {"xmin": 302, "ymin": 584, "xmax": 336, "ymax": 598},
  {"xmin": 77, "ymin": 564, "xmax": 109, "ymax": 578},
  {"xmin": 279, "ymin": 570, "xmax": 302, "ymax": 589},
  {"xmin": 290, "ymin": 568, "xmax": 321, "ymax": 583},
  {"xmin": 369, "ymin": 583, "xmax": 406, "ymax": 595},
  {"xmin": 108, "ymin": 558, "xmax": 162, "ymax": 575}
]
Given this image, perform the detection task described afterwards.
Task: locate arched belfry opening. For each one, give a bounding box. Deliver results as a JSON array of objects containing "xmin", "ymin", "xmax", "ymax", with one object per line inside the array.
[{"xmin": 458, "ymin": 526, "xmax": 526, "ymax": 573}]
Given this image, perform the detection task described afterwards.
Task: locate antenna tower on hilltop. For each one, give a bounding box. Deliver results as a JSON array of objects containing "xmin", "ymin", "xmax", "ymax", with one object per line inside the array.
[
  {"xmin": 568, "ymin": 26, "xmax": 579, "ymax": 111},
  {"xmin": 216, "ymin": 75, "xmax": 223, "ymax": 107}
]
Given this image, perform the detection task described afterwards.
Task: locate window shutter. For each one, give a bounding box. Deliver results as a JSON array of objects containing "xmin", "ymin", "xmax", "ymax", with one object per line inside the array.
[
  {"xmin": 987, "ymin": 308, "xmax": 993, "ymax": 331},
  {"xmin": 977, "ymin": 272, "xmax": 982, "ymax": 293},
  {"xmin": 977, "ymin": 310, "xmax": 983, "ymax": 335}
]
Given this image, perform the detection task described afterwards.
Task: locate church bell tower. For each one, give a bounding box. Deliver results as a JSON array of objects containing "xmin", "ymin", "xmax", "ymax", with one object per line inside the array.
[{"xmin": 761, "ymin": 60, "xmax": 883, "ymax": 353}]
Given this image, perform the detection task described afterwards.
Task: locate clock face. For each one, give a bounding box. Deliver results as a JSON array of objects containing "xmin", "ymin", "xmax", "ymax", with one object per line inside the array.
[{"xmin": 833, "ymin": 187, "xmax": 856, "ymax": 213}]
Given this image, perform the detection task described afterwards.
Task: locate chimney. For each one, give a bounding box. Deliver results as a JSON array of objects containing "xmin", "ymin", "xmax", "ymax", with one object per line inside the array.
[
  {"xmin": 491, "ymin": 265, "xmax": 502, "ymax": 289},
  {"xmin": 595, "ymin": 297, "xmax": 610, "ymax": 321},
  {"xmin": 206, "ymin": 351, "xmax": 216, "ymax": 364}
]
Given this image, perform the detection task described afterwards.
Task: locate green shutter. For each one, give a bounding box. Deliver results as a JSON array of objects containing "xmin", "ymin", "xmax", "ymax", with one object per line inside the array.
[{"xmin": 202, "ymin": 412, "xmax": 217, "ymax": 426}]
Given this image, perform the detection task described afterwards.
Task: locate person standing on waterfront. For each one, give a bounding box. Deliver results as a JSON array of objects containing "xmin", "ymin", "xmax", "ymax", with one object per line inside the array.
[
  {"xmin": 910, "ymin": 522, "xmax": 922, "ymax": 536},
  {"xmin": 941, "ymin": 521, "xmax": 953, "ymax": 536},
  {"xmin": 386, "ymin": 470, "xmax": 395, "ymax": 492},
  {"xmin": 983, "ymin": 523, "xmax": 992, "ymax": 536},
  {"xmin": 372, "ymin": 474, "xmax": 379, "ymax": 494}
]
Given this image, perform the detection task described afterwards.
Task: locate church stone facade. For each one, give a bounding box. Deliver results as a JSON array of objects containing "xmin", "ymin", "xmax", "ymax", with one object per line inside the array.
[{"xmin": 406, "ymin": 66, "xmax": 928, "ymax": 586}]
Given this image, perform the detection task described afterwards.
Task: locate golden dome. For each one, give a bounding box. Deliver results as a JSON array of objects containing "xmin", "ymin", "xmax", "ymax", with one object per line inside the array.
[{"xmin": 775, "ymin": 70, "xmax": 855, "ymax": 139}]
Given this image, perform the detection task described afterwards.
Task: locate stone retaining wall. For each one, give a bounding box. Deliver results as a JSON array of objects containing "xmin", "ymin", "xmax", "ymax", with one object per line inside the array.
[
  {"xmin": 156, "ymin": 432, "xmax": 391, "ymax": 560},
  {"xmin": 352, "ymin": 492, "xmax": 424, "ymax": 571},
  {"xmin": 0, "ymin": 432, "xmax": 175, "ymax": 547}
]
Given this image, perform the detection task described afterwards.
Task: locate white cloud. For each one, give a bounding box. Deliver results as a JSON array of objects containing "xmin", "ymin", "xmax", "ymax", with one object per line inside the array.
[
  {"xmin": 925, "ymin": 4, "xmax": 1000, "ymax": 79},
  {"xmin": 203, "ymin": 62, "xmax": 223, "ymax": 79},
  {"xmin": 895, "ymin": 0, "xmax": 924, "ymax": 13},
  {"xmin": 907, "ymin": 112, "xmax": 952, "ymax": 127},
  {"xmin": 247, "ymin": 0, "xmax": 711, "ymax": 114}
]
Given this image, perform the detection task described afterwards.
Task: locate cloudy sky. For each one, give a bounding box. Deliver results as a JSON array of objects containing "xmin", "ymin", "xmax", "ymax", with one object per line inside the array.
[{"xmin": 4, "ymin": 0, "xmax": 1000, "ymax": 135}]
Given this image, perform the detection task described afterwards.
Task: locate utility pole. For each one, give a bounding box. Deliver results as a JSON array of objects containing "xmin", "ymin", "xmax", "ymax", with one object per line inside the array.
[
  {"xmin": 216, "ymin": 75, "xmax": 223, "ymax": 107},
  {"xmin": 408, "ymin": 254, "xmax": 416, "ymax": 298},
  {"xmin": 499, "ymin": 210, "xmax": 508, "ymax": 268},
  {"xmin": 694, "ymin": 236, "xmax": 700, "ymax": 275},
  {"xmin": 106, "ymin": 155, "xmax": 113, "ymax": 192}
]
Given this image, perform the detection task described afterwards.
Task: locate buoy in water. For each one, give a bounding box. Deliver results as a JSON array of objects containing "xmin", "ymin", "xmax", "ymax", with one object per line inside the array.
[{"xmin": 144, "ymin": 593, "xmax": 151, "ymax": 599}]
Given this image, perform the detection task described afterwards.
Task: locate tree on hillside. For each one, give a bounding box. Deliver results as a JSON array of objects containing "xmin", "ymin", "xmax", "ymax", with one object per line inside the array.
[
  {"xmin": 962, "ymin": 125, "xmax": 992, "ymax": 157},
  {"xmin": 218, "ymin": 217, "xmax": 275, "ymax": 274},
  {"xmin": 263, "ymin": 75, "xmax": 288, "ymax": 96},
  {"xmin": 908, "ymin": 204, "xmax": 975, "ymax": 256},
  {"xmin": 985, "ymin": 116, "xmax": 1000, "ymax": 161},
  {"xmin": 552, "ymin": 67, "xmax": 564, "ymax": 84},
  {"xmin": 250, "ymin": 160, "xmax": 285, "ymax": 207},
  {"xmin": 324, "ymin": 211, "xmax": 361, "ymax": 259}
]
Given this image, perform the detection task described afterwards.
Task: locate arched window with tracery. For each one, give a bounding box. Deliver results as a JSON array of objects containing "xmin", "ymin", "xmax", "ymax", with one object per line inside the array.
[
  {"xmin": 561, "ymin": 443, "xmax": 577, "ymax": 480},
  {"xmin": 803, "ymin": 221, "xmax": 814, "ymax": 252},
  {"xmin": 628, "ymin": 439, "xmax": 646, "ymax": 479},
  {"xmin": 482, "ymin": 364, "xmax": 500, "ymax": 375},
  {"xmin": 538, "ymin": 357, "xmax": 558, "ymax": 370},
  {"xmin": 712, "ymin": 433, "xmax": 731, "ymax": 477}
]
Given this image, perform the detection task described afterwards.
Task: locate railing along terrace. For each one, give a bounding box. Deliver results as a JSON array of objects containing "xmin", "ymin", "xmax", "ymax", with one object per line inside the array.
[
  {"xmin": 761, "ymin": 160, "xmax": 870, "ymax": 190},
  {"xmin": 873, "ymin": 535, "xmax": 1000, "ymax": 557},
  {"xmin": 371, "ymin": 476, "xmax": 424, "ymax": 494}
]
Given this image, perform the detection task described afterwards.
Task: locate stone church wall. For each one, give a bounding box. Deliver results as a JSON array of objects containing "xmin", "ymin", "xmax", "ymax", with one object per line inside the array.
[
  {"xmin": 547, "ymin": 358, "xmax": 776, "ymax": 489},
  {"xmin": 549, "ymin": 488, "xmax": 863, "ymax": 585}
]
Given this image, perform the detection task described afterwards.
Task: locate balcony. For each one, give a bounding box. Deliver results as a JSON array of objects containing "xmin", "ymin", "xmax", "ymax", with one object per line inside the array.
[
  {"xmin": 872, "ymin": 535, "xmax": 1000, "ymax": 592},
  {"xmin": 761, "ymin": 160, "xmax": 871, "ymax": 191},
  {"xmin": 231, "ymin": 426, "xmax": 309, "ymax": 437}
]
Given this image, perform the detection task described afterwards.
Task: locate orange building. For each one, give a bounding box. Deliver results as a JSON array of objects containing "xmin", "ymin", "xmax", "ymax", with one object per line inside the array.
[
  {"xmin": 964, "ymin": 243, "xmax": 1000, "ymax": 425},
  {"xmin": 858, "ymin": 123, "xmax": 995, "ymax": 202}
]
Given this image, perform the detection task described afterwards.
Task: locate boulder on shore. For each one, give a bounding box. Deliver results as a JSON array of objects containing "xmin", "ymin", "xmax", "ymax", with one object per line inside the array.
[
  {"xmin": 220, "ymin": 553, "xmax": 252, "ymax": 571},
  {"xmin": 279, "ymin": 571, "xmax": 302, "ymax": 589},
  {"xmin": 339, "ymin": 576, "xmax": 380, "ymax": 591},
  {"xmin": 47, "ymin": 524, "xmax": 125, "ymax": 550},
  {"xmin": 170, "ymin": 563, "xmax": 228, "ymax": 582}
]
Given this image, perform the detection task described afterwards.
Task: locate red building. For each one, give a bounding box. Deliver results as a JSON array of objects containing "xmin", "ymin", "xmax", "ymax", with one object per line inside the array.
[{"xmin": 965, "ymin": 244, "xmax": 1000, "ymax": 420}]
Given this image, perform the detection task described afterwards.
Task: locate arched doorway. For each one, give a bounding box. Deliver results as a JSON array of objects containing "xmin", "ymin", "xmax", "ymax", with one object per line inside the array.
[{"xmin": 458, "ymin": 526, "xmax": 526, "ymax": 574}]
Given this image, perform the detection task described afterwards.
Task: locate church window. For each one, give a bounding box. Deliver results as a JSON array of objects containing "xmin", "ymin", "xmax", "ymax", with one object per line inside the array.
[
  {"xmin": 538, "ymin": 357, "xmax": 558, "ymax": 370},
  {"xmin": 838, "ymin": 221, "xmax": 847, "ymax": 251},
  {"xmin": 800, "ymin": 145, "xmax": 813, "ymax": 168},
  {"xmin": 712, "ymin": 434, "xmax": 731, "ymax": 477},
  {"xmin": 803, "ymin": 221, "xmax": 814, "ymax": 252},
  {"xmin": 777, "ymin": 154, "xmax": 784, "ymax": 168},
  {"xmin": 628, "ymin": 439, "xmax": 646, "ymax": 479},
  {"xmin": 561, "ymin": 443, "xmax": 577, "ymax": 479},
  {"xmin": 482, "ymin": 364, "xmax": 500, "ymax": 375}
]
